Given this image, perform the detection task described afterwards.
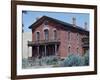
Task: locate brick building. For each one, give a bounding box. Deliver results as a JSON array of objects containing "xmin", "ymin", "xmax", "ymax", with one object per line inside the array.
[{"xmin": 28, "ymin": 16, "xmax": 89, "ymax": 59}]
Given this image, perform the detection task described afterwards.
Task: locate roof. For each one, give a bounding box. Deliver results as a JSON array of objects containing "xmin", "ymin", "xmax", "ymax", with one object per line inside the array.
[{"xmin": 29, "ymin": 16, "xmax": 89, "ymax": 34}]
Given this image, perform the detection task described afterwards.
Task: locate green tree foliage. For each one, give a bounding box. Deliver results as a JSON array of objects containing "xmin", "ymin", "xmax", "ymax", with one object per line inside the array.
[{"xmin": 62, "ymin": 54, "xmax": 84, "ymax": 67}]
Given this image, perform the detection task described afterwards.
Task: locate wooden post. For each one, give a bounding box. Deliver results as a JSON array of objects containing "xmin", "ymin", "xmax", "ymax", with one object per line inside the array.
[
  {"xmin": 55, "ymin": 44, "xmax": 57, "ymax": 56},
  {"xmin": 37, "ymin": 46, "xmax": 39, "ymax": 58},
  {"xmin": 27, "ymin": 46, "xmax": 29, "ymax": 59},
  {"xmin": 44, "ymin": 45, "xmax": 46, "ymax": 57}
]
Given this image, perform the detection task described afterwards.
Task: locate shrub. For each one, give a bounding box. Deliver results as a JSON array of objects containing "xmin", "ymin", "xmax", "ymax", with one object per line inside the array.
[
  {"xmin": 83, "ymin": 51, "xmax": 89, "ymax": 66},
  {"xmin": 62, "ymin": 54, "xmax": 84, "ymax": 67},
  {"xmin": 45, "ymin": 56, "xmax": 58, "ymax": 65}
]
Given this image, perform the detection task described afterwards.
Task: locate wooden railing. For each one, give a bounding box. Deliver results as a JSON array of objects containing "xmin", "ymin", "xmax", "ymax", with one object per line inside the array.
[{"xmin": 28, "ymin": 39, "xmax": 60, "ymax": 46}]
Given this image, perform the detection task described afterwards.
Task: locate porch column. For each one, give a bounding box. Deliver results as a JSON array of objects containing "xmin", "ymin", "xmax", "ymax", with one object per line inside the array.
[
  {"xmin": 27, "ymin": 46, "xmax": 29, "ymax": 59},
  {"xmin": 44, "ymin": 45, "xmax": 47, "ymax": 57},
  {"xmin": 37, "ymin": 46, "xmax": 39, "ymax": 58},
  {"xmin": 55, "ymin": 44, "xmax": 57, "ymax": 56}
]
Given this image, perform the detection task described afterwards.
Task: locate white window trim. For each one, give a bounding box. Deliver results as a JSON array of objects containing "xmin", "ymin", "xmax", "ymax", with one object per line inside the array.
[{"xmin": 43, "ymin": 26, "xmax": 50, "ymax": 31}]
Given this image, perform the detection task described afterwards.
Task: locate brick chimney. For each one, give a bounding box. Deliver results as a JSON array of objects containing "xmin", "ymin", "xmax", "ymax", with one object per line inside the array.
[
  {"xmin": 84, "ymin": 22, "xmax": 87, "ymax": 30},
  {"xmin": 72, "ymin": 17, "xmax": 76, "ymax": 27}
]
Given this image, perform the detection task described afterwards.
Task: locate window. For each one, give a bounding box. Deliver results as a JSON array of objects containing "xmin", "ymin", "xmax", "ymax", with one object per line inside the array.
[
  {"xmin": 68, "ymin": 31, "xmax": 70, "ymax": 40},
  {"xmin": 53, "ymin": 30, "xmax": 57, "ymax": 40},
  {"xmin": 44, "ymin": 29, "xmax": 49, "ymax": 40},
  {"xmin": 36, "ymin": 32, "xmax": 40, "ymax": 41},
  {"xmin": 77, "ymin": 48, "xmax": 79, "ymax": 53},
  {"xmin": 77, "ymin": 33, "xmax": 79, "ymax": 40},
  {"xmin": 68, "ymin": 46, "xmax": 71, "ymax": 53}
]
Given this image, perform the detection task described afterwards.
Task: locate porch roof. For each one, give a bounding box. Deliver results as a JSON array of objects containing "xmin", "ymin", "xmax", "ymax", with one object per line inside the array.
[{"xmin": 28, "ymin": 40, "xmax": 60, "ymax": 46}]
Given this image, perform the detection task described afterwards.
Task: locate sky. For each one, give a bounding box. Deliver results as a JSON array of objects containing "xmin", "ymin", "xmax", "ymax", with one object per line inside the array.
[{"xmin": 22, "ymin": 11, "xmax": 89, "ymax": 32}]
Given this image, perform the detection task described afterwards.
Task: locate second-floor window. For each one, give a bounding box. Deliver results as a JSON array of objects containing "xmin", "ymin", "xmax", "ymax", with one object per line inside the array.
[
  {"xmin": 44, "ymin": 29, "xmax": 49, "ymax": 40},
  {"xmin": 36, "ymin": 32, "xmax": 40, "ymax": 41},
  {"xmin": 53, "ymin": 30, "xmax": 57, "ymax": 40},
  {"xmin": 68, "ymin": 31, "xmax": 71, "ymax": 40}
]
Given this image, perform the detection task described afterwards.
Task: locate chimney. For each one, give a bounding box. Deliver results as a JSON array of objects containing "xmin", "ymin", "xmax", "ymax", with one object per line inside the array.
[
  {"xmin": 84, "ymin": 22, "xmax": 87, "ymax": 30},
  {"xmin": 36, "ymin": 16, "xmax": 42, "ymax": 21},
  {"xmin": 72, "ymin": 17, "xmax": 76, "ymax": 27}
]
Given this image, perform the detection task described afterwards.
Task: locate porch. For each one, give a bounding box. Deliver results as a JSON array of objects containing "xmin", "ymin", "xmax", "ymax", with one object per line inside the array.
[{"xmin": 27, "ymin": 39, "xmax": 60, "ymax": 59}]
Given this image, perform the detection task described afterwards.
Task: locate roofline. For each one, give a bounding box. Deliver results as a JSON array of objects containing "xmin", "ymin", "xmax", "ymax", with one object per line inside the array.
[{"xmin": 29, "ymin": 16, "xmax": 89, "ymax": 34}]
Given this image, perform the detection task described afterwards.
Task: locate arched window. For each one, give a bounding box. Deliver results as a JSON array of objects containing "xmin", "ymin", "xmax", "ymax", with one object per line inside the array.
[
  {"xmin": 36, "ymin": 32, "xmax": 40, "ymax": 41},
  {"xmin": 53, "ymin": 30, "xmax": 57, "ymax": 40},
  {"xmin": 44, "ymin": 29, "xmax": 49, "ymax": 40}
]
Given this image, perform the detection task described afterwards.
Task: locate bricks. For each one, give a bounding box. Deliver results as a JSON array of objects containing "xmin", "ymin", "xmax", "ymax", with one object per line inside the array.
[{"xmin": 31, "ymin": 19, "xmax": 88, "ymax": 58}]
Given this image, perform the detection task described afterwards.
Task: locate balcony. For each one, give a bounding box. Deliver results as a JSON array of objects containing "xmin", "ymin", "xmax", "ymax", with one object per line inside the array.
[
  {"xmin": 28, "ymin": 39, "xmax": 60, "ymax": 46},
  {"xmin": 82, "ymin": 37, "xmax": 89, "ymax": 48}
]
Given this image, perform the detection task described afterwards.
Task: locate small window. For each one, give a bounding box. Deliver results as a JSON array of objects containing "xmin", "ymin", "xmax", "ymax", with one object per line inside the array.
[
  {"xmin": 36, "ymin": 32, "xmax": 40, "ymax": 41},
  {"xmin": 77, "ymin": 33, "xmax": 79, "ymax": 40},
  {"xmin": 44, "ymin": 29, "xmax": 49, "ymax": 40},
  {"xmin": 77, "ymin": 48, "xmax": 79, "ymax": 53},
  {"xmin": 68, "ymin": 31, "xmax": 71, "ymax": 40},
  {"xmin": 68, "ymin": 46, "xmax": 71, "ymax": 53},
  {"xmin": 53, "ymin": 30, "xmax": 57, "ymax": 40}
]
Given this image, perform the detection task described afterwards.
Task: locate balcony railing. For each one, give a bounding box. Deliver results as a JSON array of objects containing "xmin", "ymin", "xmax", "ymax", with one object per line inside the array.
[{"xmin": 28, "ymin": 39, "xmax": 60, "ymax": 46}]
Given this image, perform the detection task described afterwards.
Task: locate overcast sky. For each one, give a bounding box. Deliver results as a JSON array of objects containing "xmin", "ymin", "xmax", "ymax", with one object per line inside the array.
[{"xmin": 22, "ymin": 11, "xmax": 89, "ymax": 32}]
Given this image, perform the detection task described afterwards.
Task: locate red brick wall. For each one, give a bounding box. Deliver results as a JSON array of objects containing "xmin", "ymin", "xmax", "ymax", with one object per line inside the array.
[
  {"xmin": 31, "ymin": 20, "xmax": 86, "ymax": 58},
  {"xmin": 32, "ymin": 21, "xmax": 60, "ymax": 41}
]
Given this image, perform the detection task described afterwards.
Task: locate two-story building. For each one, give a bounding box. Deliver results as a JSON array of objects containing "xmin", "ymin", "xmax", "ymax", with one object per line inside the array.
[{"xmin": 28, "ymin": 16, "xmax": 89, "ymax": 59}]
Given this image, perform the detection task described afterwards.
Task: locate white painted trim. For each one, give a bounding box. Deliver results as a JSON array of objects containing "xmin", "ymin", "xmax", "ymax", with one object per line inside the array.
[{"xmin": 43, "ymin": 26, "xmax": 50, "ymax": 30}]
